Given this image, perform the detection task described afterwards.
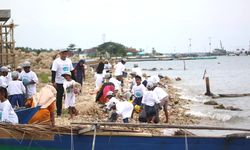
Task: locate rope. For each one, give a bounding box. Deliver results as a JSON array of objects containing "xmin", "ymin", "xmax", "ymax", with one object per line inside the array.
[
  {"xmin": 71, "ymin": 126, "xmax": 74, "ymax": 150},
  {"xmin": 92, "ymin": 125, "xmax": 97, "ymax": 150},
  {"xmin": 185, "ymin": 132, "xmax": 189, "ymax": 150}
]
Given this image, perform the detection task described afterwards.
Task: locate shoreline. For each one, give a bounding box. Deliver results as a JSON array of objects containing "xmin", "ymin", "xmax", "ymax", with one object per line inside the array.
[{"xmin": 54, "ymin": 68, "xmax": 200, "ymax": 134}]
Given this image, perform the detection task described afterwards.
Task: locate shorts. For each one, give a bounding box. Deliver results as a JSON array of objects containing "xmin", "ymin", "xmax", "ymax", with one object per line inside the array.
[
  {"xmin": 160, "ymin": 97, "xmax": 168, "ymax": 109},
  {"xmin": 133, "ymin": 97, "xmax": 142, "ymax": 106},
  {"xmin": 145, "ymin": 105, "xmax": 156, "ymax": 117}
]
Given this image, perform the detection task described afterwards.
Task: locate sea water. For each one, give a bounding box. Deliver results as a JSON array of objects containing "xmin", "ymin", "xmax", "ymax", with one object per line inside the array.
[{"xmin": 127, "ymin": 56, "xmax": 250, "ymax": 129}]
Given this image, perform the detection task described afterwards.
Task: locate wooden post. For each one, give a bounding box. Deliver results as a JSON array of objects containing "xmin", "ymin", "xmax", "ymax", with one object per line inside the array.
[
  {"xmin": 183, "ymin": 60, "xmax": 186, "ymax": 70},
  {"xmin": 205, "ymin": 77, "xmax": 212, "ymax": 96}
]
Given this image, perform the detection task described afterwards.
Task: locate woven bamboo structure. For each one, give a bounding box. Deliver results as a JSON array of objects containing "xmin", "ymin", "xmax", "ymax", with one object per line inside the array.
[{"xmin": 0, "ymin": 9, "xmax": 16, "ymax": 67}]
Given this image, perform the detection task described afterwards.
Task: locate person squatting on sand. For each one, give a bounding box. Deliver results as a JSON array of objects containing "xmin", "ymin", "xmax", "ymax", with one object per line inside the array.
[{"xmin": 105, "ymin": 91, "xmax": 134, "ymax": 123}]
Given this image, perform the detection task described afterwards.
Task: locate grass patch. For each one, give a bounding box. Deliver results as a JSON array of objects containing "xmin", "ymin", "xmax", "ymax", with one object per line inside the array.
[{"xmin": 37, "ymin": 72, "xmax": 50, "ymax": 83}]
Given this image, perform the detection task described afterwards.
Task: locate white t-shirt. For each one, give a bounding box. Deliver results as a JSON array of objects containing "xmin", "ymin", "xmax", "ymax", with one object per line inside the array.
[
  {"xmin": 114, "ymin": 62, "xmax": 125, "ymax": 76},
  {"xmin": 131, "ymin": 67, "xmax": 142, "ymax": 77},
  {"xmin": 142, "ymin": 90, "xmax": 160, "ymax": 106},
  {"xmin": 109, "ymin": 77, "xmax": 121, "ymax": 90},
  {"xmin": 116, "ymin": 101, "xmax": 134, "ymax": 119},
  {"xmin": 132, "ymin": 83, "xmax": 146, "ymax": 98},
  {"xmin": 104, "ymin": 63, "xmax": 112, "ymax": 72},
  {"xmin": 94, "ymin": 73, "xmax": 104, "ymax": 90},
  {"xmin": 153, "ymin": 87, "xmax": 168, "ymax": 101},
  {"xmin": 0, "ymin": 76, "xmax": 8, "ymax": 88},
  {"xmin": 52, "ymin": 57, "xmax": 74, "ymax": 84},
  {"xmin": 19, "ymin": 71, "xmax": 38, "ymax": 98},
  {"xmin": 148, "ymin": 75, "xmax": 160, "ymax": 84},
  {"xmin": 7, "ymin": 80, "xmax": 26, "ymax": 96},
  {"xmin": 0, "ymin": 100, "xmax": 18, "ymax": 123},
  {"xmin": 63, "ymin": 80, "xmax": 76, "ymax": 108}
]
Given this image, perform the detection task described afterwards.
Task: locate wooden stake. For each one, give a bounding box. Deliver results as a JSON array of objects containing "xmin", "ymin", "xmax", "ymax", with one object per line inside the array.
[
  {"xmin": 204, "ymin": 77, "xmax": 212, "ymax": 96},
  {"xmin": 183, "ymin": 60, "xmax": 186, "ymax": 70}
]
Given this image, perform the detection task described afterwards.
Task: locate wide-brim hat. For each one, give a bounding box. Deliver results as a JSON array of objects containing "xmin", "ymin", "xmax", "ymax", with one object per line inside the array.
[{"xmin": 61, "ymin": 72, "xmax": 71, "ymax": 77}]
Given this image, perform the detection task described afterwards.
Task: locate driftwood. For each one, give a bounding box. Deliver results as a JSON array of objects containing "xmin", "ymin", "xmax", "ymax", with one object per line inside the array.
[{"xmin": 212, "ymin": 93, "xmax": 250, "ymax": 99}]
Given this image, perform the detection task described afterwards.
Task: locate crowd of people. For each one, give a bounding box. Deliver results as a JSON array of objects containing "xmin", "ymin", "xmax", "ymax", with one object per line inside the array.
[
  {"xmin": 0, "ymin": 48, "xmax": 169, "ymax": 126},
  {"xmin": 95, "ymin": 59, "xmax": 170, "ymax": 124},
  {"xmin": 0, "ymin": 49, "xmax": 85, "ymax": 126}
]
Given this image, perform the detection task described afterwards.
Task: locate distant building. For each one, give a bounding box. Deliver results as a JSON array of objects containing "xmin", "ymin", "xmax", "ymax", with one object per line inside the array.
[
  {"xmin": 126, "ymin": 48, "xmax": 139, "ymax": 56},
  {"xmin": 212, "ymin": 49, "xmax": 227, "ymax": 56},
  {"xmin": 82, "ymin": 48, "xmax": 97, "ymax": 57}
]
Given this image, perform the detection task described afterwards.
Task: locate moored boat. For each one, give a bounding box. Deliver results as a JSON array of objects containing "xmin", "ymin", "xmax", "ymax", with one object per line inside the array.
[{"xmin": 0, "ymin": 122, "xmax": 250, "ymax": 150}]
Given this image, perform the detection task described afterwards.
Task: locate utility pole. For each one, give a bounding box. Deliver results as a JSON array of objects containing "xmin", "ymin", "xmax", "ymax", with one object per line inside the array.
[
  {"xmin": 102, "ymin": 34, "xmax": 106, "ymax": 43},
  {"xmin": 249, "ymin": 40, "xmax": 250, "ymax": 51},
  {"xmin": 188, "ymin": 38, "xmax": 192, "ymax": 54},
  {"xmin": 209, "ymin": 37, "xmax": 212, "ymax": 52}
]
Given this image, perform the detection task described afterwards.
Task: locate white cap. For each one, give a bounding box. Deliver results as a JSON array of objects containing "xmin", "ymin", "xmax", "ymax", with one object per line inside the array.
[
  {"xmin": 16, "ymin": 66, "xmax": 22, "ymax": 69},
  {"xmin": 22, "ymin": 61, "xmax": 31, "ymax": 67},
  {"xmin": 1, "ymin": 66, "xmax": 9, "ymax": 72},
  {"xmin": 61, "ymin": 72, "xmax": 71, "ymax": 77},
  {"xmin": 146, "ymin": 81, "xmax": 154, "ymax": 89},
  {"xmin": 11, "ymin": 71, "xmax": 19, "ymax": 79}
]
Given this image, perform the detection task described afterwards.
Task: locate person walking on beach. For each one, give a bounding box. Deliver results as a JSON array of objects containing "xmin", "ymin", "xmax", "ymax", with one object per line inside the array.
[
  {"xmin": 51, "ymin": 49, "xmax": 74, "ymax": 117},
  {"xmin": 73, "ymin": 59, "xmax": 86, "ymax": 86}
]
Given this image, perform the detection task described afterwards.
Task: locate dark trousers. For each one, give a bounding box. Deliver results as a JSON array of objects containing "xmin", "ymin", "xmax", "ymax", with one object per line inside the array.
[
  {"xmin": 56, "ymin": 84, "xmax": 64, "ymax": 116},
  {"xmin": 8, "ymin": 94, "xmax": 25, "ymax": 108}
]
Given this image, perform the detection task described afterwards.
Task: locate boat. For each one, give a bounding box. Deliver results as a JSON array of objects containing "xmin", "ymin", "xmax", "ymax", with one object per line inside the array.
[{"xmin": 0, "ymin": 122, "xmax": 250, "ymax": 150}]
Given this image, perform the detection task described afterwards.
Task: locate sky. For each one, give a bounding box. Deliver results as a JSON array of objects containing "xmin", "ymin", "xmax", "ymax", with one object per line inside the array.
[{"xmin": 1, "ymin": 0, "xmax": 250, "ymax": 53}]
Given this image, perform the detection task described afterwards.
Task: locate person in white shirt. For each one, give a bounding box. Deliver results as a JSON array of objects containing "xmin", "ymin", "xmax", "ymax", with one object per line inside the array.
[
  {"xmin": 0, "ymin": 66, "xmax": 10, "ymax": 88},
  {"xmin": 109, "ymin": 75, "xmax": 122, "ymax": 93},
  {"xmin": 114, "ymin": 59, "xmax": 126, "ymax": 86},
  {"xmin": 94, "ymin": 61, "xmax": 105, "ymax": 90},
  {"xmin": 51, "ymin": 49, "xmax": 74, "ymax": 117},
  {"xmin": 131, "ymin": 75, "xmax": 146, "ymax": 106},
  {"xmin": 142, "ymin": 81, "xmax": 160, "ymax": 123},
  {"xmin": 114, "ymin": 59, "xmax": 126, "ymax": 76},
  {"xmin": 104, "ymin": 59, "xmax": 112, "ymax": 73},
  {"xmin": 0, "ymin": 87, "xmax": 18, "ymax": 124},
  {"xmin": 7, "ymin": 71, "xmax": 26, "ymax": 108},
  {"xmin": 19, "ymin": 61, "xmax": 38, "ymax": 100},
  {"xmin": 105, "ymin": 91, "xmax": 133, "ymax": 123},
  {"xmin": 62, "ymin": 72, "xmax": 80, "ymax": 119},
  {"xmin": 147, "ymin": 74, "xmax": 165, "ymax": 88},
  {"xmin": 153, "ymin": 84, "xmax": 169, "ymax": 123}
]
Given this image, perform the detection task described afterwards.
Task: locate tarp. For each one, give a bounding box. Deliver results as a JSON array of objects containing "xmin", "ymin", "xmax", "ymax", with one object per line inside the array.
[{"xmin": 15, "ymin": 106, "xmax": 41, "ymax": 124}]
